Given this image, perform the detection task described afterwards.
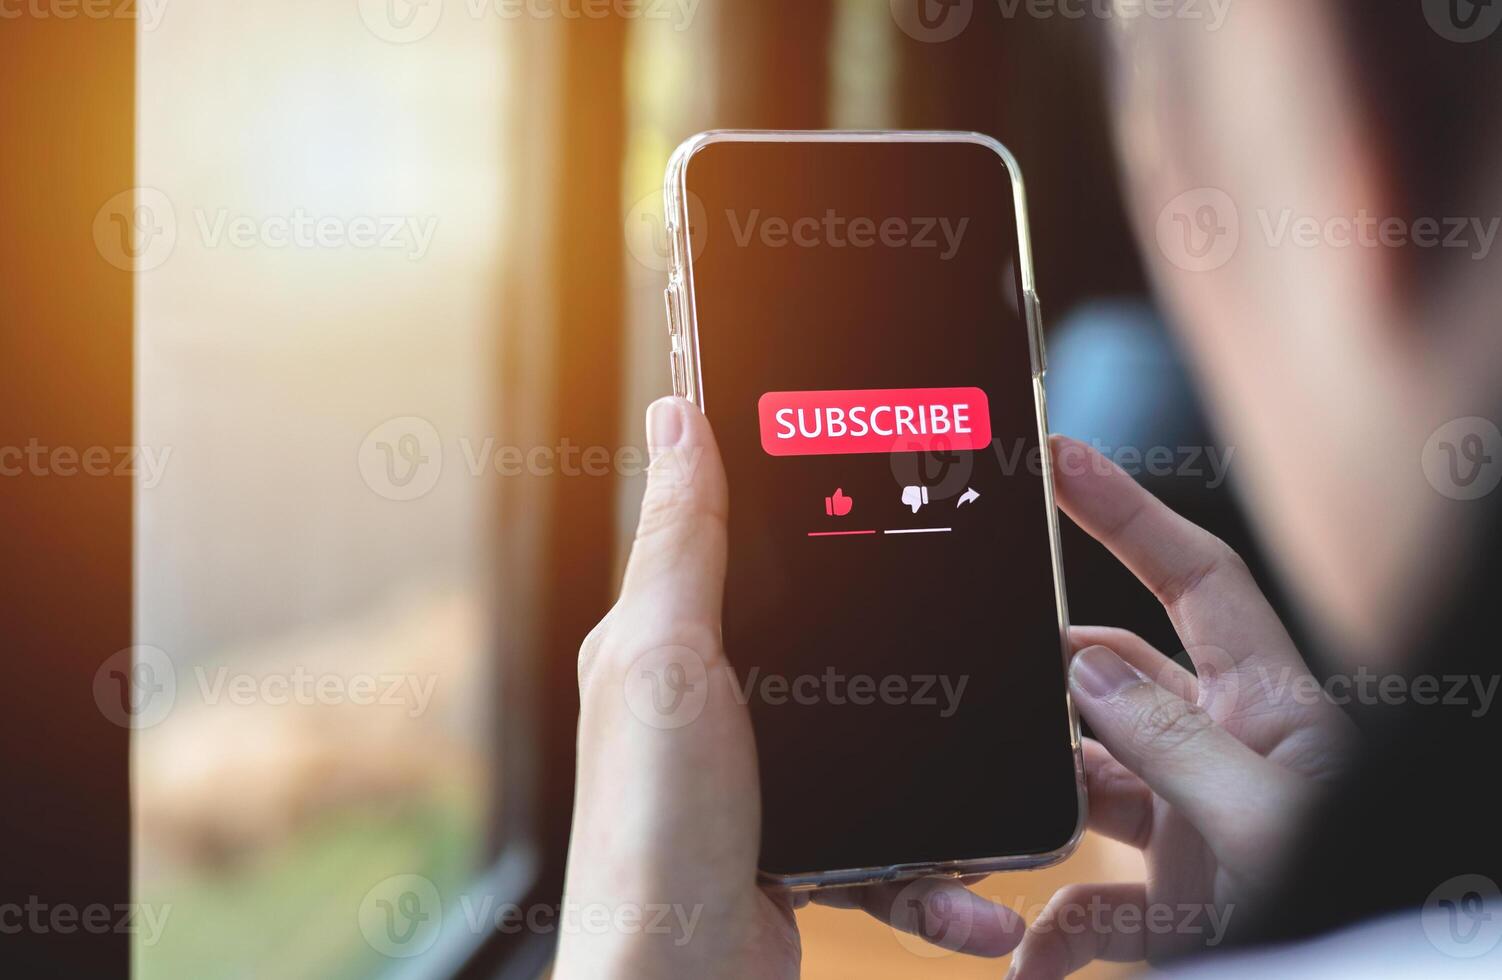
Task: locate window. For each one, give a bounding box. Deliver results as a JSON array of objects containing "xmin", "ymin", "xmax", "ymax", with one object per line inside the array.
[{"xmin": 135, "ymin": 4, "xmax": 515, "ymax": 977}]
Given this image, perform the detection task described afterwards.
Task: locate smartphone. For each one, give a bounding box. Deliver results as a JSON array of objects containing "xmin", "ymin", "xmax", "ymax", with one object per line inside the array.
[{"xmin": 661, "ymin": 131, "xmax": 1084, "ymax": 889}]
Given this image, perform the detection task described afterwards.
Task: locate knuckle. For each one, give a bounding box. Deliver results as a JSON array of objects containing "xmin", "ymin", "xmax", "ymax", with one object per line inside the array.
[
  {"xmin": 577, "ymin": 617, "xmax": 613, "ymax": 689},
  {"xmin": 1036, "ymin": 884, "xmax": 1095, "ymax": 936},
  {"xmin": 634, "ymin": 479, "xmax": 691, "ymax": 541},
  {"xmin": 1103, "ymin": 626, "xmax": 1151, "ymax": 652},
  {"xmin": 634, "ymin": 478, "xmax": 722, "ymax": 547},
  {"xmin": 583, "ymin": 624, "xmax": 725, "ymax": 692},
  {"xmin": 1048, "ymin": 883, "xmax": 1092, "ymax": 916},
  {"xmin": 1156, "ymin": 532, "xmax": 1245, "ymax": 608},
  {"xmin": 1135, "ymin": 695, "xmax": 1216, "ymax": 752},
  {"xmin": 1209, "ymin": 534, "xmax": 1250, "ymax": 575}
]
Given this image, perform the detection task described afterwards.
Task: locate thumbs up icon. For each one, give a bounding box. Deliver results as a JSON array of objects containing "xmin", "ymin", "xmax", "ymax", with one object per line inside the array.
[{"xmin": 824, "ymin": 488, "xmax": 853, "ymax": 517}]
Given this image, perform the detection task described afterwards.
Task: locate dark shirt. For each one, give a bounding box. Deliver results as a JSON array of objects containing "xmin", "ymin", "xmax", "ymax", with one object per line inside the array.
[{"xmin": 1244, "ymin": 510, "xmax": 1502, "ymax": 945}]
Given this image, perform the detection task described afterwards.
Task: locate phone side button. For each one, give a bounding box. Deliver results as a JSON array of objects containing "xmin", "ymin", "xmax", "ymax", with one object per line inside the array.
[
  {"xmin": 667, "ymin": 219, "xmax": 683, "ymax": 273},
  {"xmin": 669, "ymin": 350, "xmax": 686, "ymax": 398},
  {"xmin": 663, "ymin": 286, "xmax": 680, "ymax": 339},
  {"xmin": 1025, "ymin": 291, "xmax": 1048, "ymax": 375}
]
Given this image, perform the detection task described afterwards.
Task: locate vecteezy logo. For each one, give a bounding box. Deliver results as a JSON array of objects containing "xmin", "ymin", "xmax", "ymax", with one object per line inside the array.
[
  {"xmin": 359, "ymin": 874, "xmax": 444, "ymax": 958},
  {"xmin": 1424, "ymin": 0, "xmax": 1502, "ymax": 42},
  {"xmin": 1452, "ymin": 0, "xmax": 1494, "ymax": 27},
  {"xmin": 1422, "ymin": 417, "xmax": 1502, "ymax": 501},
  {"xmin": 890, "ymin": 434, "xmax": 973, "ymax": 504},
  {"xmin": 1423, "ymin": 874, "xmax": 1502, "ymax": 957},
  {"xmin": 93, "ymin": 188, "xmax": 178, "ymax": 272},
  {"xmin": 358, "ymin": 416, "xmax": 443, "ymax": 501},
  {"xmin": 1155, "ymin": 188, "xmax": 1240, "ymax": 273},
  {"xmin": 358, "ymin": 0, "xmax": 444, "ymax": 44},
  {"xmin": 623, "ymin": 645, "xmax": 709, "ymax": 730},
  {"xmin": 889, "ymin": 879, "xmax": 970, "ymax": 958},
  {"xmin": 889, "ymin": 0, "xmax": 972, "ymax": 43},
  {"xmin": 825, "ymin": 488, "xmax": 854, "ymax": 517},
  {"xmin": 93, "ymin": 646, "xmax": 177, "ymax": 729},
  {"xmin": 1444, "ymin": 435, "xmax": 1494, "ymax": 487},
  {"xmin": 1163, "ymin": 644, "xmax": 1243, "ymax": 723},
  {"xmin": 624, "ymin": 189, "xmax": 707, "ymax": 273}
]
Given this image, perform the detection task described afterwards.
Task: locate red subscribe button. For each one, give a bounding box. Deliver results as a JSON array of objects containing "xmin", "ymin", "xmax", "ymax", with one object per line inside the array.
[{"xmin": 758, "ymin": 387, "xmax": 992, "ymax": 457}]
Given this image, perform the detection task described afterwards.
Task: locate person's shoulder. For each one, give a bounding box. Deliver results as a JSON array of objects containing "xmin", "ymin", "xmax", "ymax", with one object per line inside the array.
[{"xmin": 1167, "ymin": 903, "xmax": 1502, "ymax": 978}]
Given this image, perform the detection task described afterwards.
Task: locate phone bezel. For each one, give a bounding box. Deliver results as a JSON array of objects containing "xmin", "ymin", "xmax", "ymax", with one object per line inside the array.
[{"xmin": 662, "ymin": 130, "xmax": 1086, "ymax": 891}]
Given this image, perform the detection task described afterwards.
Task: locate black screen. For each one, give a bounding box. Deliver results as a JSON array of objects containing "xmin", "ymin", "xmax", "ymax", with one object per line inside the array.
[{"xmin": 682, "ymin": 138, "xmax": 1079, "ymax": 878}]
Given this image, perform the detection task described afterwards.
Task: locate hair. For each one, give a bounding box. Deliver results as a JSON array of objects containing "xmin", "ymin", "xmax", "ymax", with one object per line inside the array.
[
  {"xmin": 1339, "ymin": 4, "xmax": 1502, "ymax": 252},
  {"xmin": 1206, "ymin": 3, "xmax": 1502, "ymax": 953}
]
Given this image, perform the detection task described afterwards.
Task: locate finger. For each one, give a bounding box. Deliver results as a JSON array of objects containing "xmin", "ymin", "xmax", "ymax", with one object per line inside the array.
[
  {"xmin": 580, "ymin": 398, "xmax": 728, "ymax": 686},
  {"xmin": 621, "ymin": 397, "xmax": 728, "ymax": 621},
  {"xmin": 1006, "ymin": 882, "xmax": 1148, "ymax": 980},
  {"xmin": 1070, "ymin": 625, "xmax": 1196, "ymax": 702},
  {"xmin": 1050, "ymin": 435, "xmax": 1302, "ymax": 677},
  {"xmin": 1069, "ymin": 645, "xmax": 1307, "ymax": 866},
  {"xmin": 812, "ymin": 878, "xmax": 1025, "ymax": 958},
  {"xmin": 1051, "ymin": 437, "xmax": 1353, "ymax": 765},
  {"xmin": 1082, "ymin": 739, "xmax": 1154, "ymax": 850}
]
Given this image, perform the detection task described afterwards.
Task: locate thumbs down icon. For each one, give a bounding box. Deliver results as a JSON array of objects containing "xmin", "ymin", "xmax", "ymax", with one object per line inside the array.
[{"xmin": 901, "ymin": 486, "xmax": 930, "ymax": 514}]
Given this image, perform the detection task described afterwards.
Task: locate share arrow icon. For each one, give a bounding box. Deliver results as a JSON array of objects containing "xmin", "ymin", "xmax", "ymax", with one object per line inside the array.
[{"xmin": 957, "ymin": 487, "xmax": 980, "ymax": 508}]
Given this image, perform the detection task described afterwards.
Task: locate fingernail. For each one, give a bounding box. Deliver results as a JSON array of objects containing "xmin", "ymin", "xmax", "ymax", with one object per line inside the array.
[
  {"xmin": 1071, "ymin": 645, "xmax": 1142, "ymax": 699},
  {"xmin": 647, "ymin": 398, "xmax": 685, "ymax": 449}
]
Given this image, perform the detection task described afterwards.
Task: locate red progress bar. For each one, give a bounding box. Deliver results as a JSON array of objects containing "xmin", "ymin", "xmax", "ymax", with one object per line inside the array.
[{"xmin": 807, "ymin": 530, "xmax": 878, "ymax": 537}]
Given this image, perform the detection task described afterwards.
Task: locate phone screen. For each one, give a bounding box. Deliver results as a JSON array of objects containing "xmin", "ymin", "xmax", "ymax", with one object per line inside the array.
[{"xmin": 680, "ymin": 137, "xmax": 1080, "ymax": 879}]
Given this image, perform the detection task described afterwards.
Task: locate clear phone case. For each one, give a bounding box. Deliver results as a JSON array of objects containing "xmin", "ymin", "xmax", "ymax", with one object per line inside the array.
[{"xmin": 662, "ymin": 131, "xmax": 1087, "ymax": 891}]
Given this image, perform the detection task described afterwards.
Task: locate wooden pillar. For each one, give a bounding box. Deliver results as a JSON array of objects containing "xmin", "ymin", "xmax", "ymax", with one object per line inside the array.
[{"xmin": 0, "ymin": 10, "xmax": 135, "ymax": 978}]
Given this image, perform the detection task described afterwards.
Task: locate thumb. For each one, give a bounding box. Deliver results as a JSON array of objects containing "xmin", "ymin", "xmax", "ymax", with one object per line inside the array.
[
  {"xmin": 1069, "ymin": 645, "xmax": 1306, "ymax": 867},
  {"xmin": 619, "ymin": 396, "xmax": 728, "ymax": 627},
  {"xmin": 578, "ymin": 397, "xmax": 728, "ymax": 692},
  {"xmin": 563, "ymin": 399, "xmax": 759, "ymax": 974}
]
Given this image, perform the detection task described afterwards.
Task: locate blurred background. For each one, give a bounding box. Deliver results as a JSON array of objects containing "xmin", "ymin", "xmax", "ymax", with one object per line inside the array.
[{"xmin": 6, "ymin": 1, "xmax": 1295, "ymax": 978}]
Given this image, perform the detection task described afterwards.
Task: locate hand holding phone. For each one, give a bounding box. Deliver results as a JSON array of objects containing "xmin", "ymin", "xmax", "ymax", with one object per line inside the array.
[
  {"xmin": 559, "ymin": 399, "xmax": 1349, "ymax": 978},
  {"xmin": 665, "ymin": 132, "xmax": 1081, "ymax": 886},
  {"xmin": 557, "ymin": 132, "xmax": 1350, "ymax": 978},
  {"xmin": 556, "ymin": 398, "xmax": 1026, "ymax": 978},
  {"xmin": 558, "ymin": 398, "xmax": 1345, "ymax": 977}
]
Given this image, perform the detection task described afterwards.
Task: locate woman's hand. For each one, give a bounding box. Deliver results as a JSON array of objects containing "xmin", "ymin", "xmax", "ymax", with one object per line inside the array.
[
  {"xmin": 1005, "ymin": 436, "xmax": 1358, "ymax": 978},
  {"xmin": 555, "ymin": 398, "xmax": 1024, "ymax": 978},
  {"xmin": 555, "ymin": 398, "xmax": 1356, "ymax": 978}
]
